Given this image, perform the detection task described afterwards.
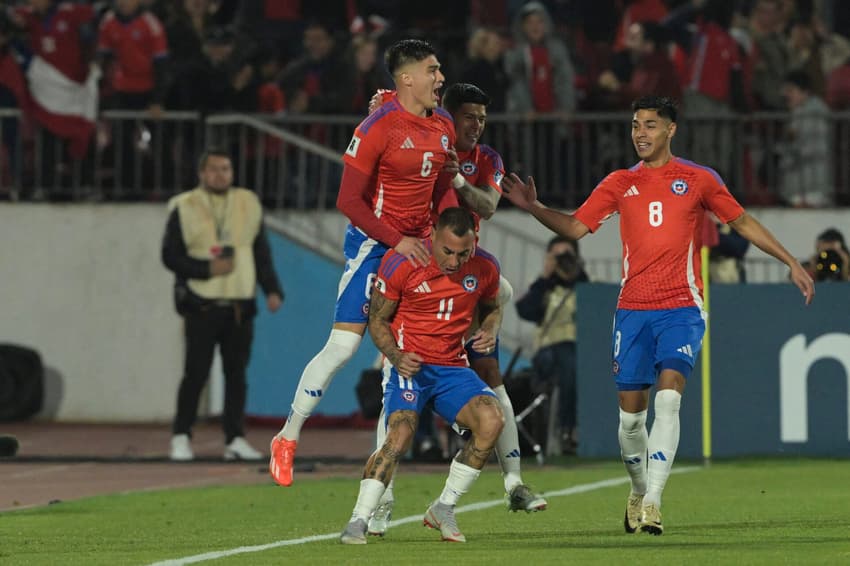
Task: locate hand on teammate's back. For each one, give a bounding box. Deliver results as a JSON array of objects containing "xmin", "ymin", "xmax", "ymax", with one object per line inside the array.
[{"xmin": 394, "ymin": 236, "xmax": 430, "ymax": 267}]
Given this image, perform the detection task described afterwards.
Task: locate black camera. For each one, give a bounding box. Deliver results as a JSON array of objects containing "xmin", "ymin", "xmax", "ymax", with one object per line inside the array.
[
  {"xmin": 219, "ymin": 245, "xmax": 235, "ymax": 258},
  {"xmin": 815, "ymin": 250, "xmax": 844, "ymax": 281},
  {"xmin": 555, "ymin": 250, "xmax": 578, "ymax": 279}
]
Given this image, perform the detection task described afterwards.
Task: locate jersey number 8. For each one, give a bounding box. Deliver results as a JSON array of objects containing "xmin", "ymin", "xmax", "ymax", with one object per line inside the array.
[{"xmin": 649, "ymin": 201, "xmax": 663, "ymax": 227}]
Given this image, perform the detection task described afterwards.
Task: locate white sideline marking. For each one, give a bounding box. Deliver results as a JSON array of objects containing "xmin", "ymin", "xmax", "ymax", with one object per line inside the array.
[{"xmin": 149, "ymin": 467, "xmax": 699, "ymax": 565}]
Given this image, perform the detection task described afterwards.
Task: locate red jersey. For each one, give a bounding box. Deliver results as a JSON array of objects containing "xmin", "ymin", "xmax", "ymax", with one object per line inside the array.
[
  {"xmin": 16, "ymin": 2, "xmax": 95, "ymax": 84},
  {"xmin": 374, "ymin": 244, "xmax": 500, "ymax": 366},
  {"xmin": 343, "ymin": 95, "xmax": 456, "ymax": 239},
  {"xmin": 457, "ymin": 143, "xmax": 504, "ymax": 231},
  {"xmin": 684, "ymin": 21, "xmax": 742, "ymax": 103},
  {"xmin": 573, "ymin": 157, "xmax": 745, "ymax": 310},
  {"xmin": 97, "ymin": 10, "xmax": 168, "ymax": 93}
]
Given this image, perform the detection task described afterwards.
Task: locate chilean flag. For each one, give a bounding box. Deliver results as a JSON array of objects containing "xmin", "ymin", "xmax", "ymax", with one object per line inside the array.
[{"xmin": 25, "ymin": 55, "xmax": 98, "ymax": 159}]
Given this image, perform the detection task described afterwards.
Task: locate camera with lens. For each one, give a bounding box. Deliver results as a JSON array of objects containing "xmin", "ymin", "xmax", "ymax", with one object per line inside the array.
[
  {"xmin": 554, "ymin": 250, "xmax": 579, "ymax": 282},
  {"xmin": 815, "ymin": 250, "xmax": 844, "ymax": 282}
]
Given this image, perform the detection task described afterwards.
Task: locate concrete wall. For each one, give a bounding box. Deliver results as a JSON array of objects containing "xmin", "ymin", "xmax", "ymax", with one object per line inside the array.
[{"xmin": 0, "ymin": 205, "xmax": 848, "ymax": 421}]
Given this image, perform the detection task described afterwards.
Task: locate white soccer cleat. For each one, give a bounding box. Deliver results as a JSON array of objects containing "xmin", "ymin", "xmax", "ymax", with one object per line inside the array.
[
  {"xmin": 169, "ymin": 434, "xmax": 194, "ymax": 461},
  {"xmin": 224, "ymin": 437, "xmax": 263, "ymax": 461},
  {"xmin": 423, "ymin": 500, "xmax": 466, "ymax": 542},
  {"xmin": 340, "ymin": 518, "xmax": 368, "ymax": 545},
  {"xmin": 368, "ymin": 500, "xmax": 394, "ymax": 536}
]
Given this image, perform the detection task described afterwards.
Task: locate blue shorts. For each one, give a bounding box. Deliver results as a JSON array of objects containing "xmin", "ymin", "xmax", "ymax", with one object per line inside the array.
[
  {"xmin": 382, "ymin": 363, "xmax": 497, "ymax": 428},
  {"xmin": 333, "ymin": 225, "xmax": 390, "ymax": 324},
  {"xmin": 465, "ymin": 337, "xmax": 500, "ymax": 363},
  {"xmin": 611, "ymin": 307, "xmax": 705, "ymax": 391}
]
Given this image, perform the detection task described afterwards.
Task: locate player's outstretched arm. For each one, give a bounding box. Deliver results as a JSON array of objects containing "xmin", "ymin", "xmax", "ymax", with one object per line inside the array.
[
  {"xmin": 501, "ymin": 173, "xmax": 590, "ymax": 240},
  {"xmin": 729, "ymin": 212, "xmax": 815, "ymax": 305},
  {"xmin": 368, "ymin": 292, "xmax": 423, "ymax": 377}
]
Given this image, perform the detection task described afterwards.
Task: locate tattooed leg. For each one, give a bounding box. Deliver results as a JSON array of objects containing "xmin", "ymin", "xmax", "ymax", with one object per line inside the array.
[
  {"xmin": 454, "ymin": 395, "xmax": 505, "ymax": 469},
  {"xmin": 363, "ymin": 409, "xmax": 418, "ymax": 485}
]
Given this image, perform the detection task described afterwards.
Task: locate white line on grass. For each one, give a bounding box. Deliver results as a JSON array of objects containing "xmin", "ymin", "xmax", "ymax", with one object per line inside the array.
[{"xmin": 148, "ymin": 466, "xmax": 700, "ymax": 565}]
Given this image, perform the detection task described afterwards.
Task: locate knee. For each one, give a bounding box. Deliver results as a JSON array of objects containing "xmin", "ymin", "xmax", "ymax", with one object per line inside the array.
[
  {"xmin": 619, "ymin": 408, "xmax": 647, "ymax": 434},
  {"xmin": 654, "ymin": 389, "xmax": 682, "ymax": 417},
  {"xmin": 323, "ymin": 329, "xmax": 362, "ymax": 363},
  {"xmin": 475, "ymin": 405, "xmax": 505, "ymax": 444}
]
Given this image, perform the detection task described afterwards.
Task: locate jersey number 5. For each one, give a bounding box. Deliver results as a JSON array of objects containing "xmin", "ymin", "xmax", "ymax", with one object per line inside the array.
[
  {"xmin": 648, "ymin": 201, "xmax": 663, "ymax": 227},
  {"xmin": 420, "ymin": 152, "xmax": 434, "ymax": 177}
]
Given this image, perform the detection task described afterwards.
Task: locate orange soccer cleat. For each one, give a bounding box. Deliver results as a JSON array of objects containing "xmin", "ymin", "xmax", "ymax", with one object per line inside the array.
[{"xmin": 269, "ymin": 436, "xmax": 297, "ymax": 486}]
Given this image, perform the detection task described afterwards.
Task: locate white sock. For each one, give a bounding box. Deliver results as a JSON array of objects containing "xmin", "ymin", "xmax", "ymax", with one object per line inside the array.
[
  {"xmin": 493, "ymin": 385, "xmax": 523, "ymax": 492},
  {"xmin": 280, "ymin": 329, "xmax": 361, "ymax": 441},
  {"xmin": 644, "ymin": 390, "xmax": 682, "ymax": 508},
  {"xmin": 618, "ymin": 408, "xmax": 648, "ymax": 496},
  {"xmin": 351, "ymin": 478, "xmax": 386, "ymax": 522},
  {"xmin": 438, "ymin": 459, "xmax": 481, "ymax": 506}
]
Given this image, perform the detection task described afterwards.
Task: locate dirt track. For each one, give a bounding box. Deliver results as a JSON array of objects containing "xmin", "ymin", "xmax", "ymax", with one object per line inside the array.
[{"xmin": 0, "ymin": 421, "xmax": 377, "ymax": 511}]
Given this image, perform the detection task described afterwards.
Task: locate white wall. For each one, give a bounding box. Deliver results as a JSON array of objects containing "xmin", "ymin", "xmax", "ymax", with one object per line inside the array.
[
  {"xmin": 0, "ymin": 205, "xmax": 846, "ymax": 421},
  {"xmin": 0, "ymin": 204, "xmax": 182, "ymax": 421}
]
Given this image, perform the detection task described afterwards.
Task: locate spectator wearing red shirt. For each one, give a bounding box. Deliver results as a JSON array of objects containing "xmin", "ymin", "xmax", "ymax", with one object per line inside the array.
[
  {"xmin": 504, "ymin": 2, "xmax": 575, "ymax": 116},
  {"xmin": 826, "ymin": 56, "xmax": 850, "ymax": 110},
  {"xmin": 97, "ymin": 0, "xmax": 169, "ymax": 114}
]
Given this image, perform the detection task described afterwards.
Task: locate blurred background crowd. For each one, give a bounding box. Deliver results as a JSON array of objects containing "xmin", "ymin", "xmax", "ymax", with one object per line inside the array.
[{"xmin": 1, "ymin": 0, "xmax": 849, "ymax": 207}]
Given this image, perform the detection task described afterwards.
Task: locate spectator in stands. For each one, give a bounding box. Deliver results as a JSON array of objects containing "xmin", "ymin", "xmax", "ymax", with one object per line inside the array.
[
  {"xmin": 595, "ymin": 21, "xmax": 681, "ymax": 110},
  {"xmin": 460, "ymin": 28, "xmax": 509, "ymax": 113},
  {"xmin": 97, "ymin": 0, "xmax": 169, "ymax": 116},
  {"xmin": 279, "ymin": 21, "xmax": 349, "ymax": 115},
  {"xmin": 612, "ymin": 0, "xmax": 668, "ymax": 52},
  {"xmin": 167, "ymin": 26, "xmax": 257, "ymax": 115},
  {"xmin": 162, "ymin": 147, "xmax": 283, "ymax": 462},
  {"xmin": 346, "ymin": 34, "xmax": 391, "ymax": 114},
  {"xmin": 515, "ymin": 236, "xmax": 589, "ymax": 454},
  {"xmin": 504, "ymin": 2, "xmax": 576, "ymax": 118},
  {"xmin": 164, "ymin": 0, "xmax": 215, "ymax": 74},
  {"xmin": 778, "ymin": 69, "xmax": 833, "ymax": 207},
  {"xmin": 12, "ymin": 0, "xmax": 98, "ymax": 182},
  {"xmin": 749, "ymin": 0, "xmax": 790, "ymax": 110},
  {"xmin": 826, "ymin": 55, "xmax": 850, "ymax": 110},
  {"xmin": 672, "ymin": 0, "xmax": 750, "ymax": 183}
]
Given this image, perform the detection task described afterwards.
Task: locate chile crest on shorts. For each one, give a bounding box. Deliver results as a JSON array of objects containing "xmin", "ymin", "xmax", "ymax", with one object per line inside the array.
[
  {"xmin": 401, "ymin": 390, "xmax": 417, "ymax": 403},
  {"xmin": 462, "ymin": 275, "xmax": 478, "ymax": 292}
]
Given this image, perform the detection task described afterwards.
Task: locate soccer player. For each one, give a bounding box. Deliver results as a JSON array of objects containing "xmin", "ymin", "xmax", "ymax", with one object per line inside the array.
[
  {"xmin": 366, "ymin": 83, "xmax": 545, "ymax": 538},
  {"xmin": 501, "ymin": 95, "xmax": 814, "ymax": 535},
  {"xmin": 340, "ymin": 207, "xmax": 504, "ymax": 544},
  {"xmin": 269, "ymin": 39, "xmax": 459, "ymax": 487}
]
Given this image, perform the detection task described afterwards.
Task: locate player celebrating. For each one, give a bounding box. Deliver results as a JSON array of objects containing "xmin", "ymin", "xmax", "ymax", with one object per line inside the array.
[
  {"xmin": 341, "ymin": 207, "xmax": 504, "ymax": 544},
  {"xmin": 366, "ymin": 83, "xmax": 545, "ymax": 538},
  {"xmin": 502, "ymin": 95, "xmax": 814, "ymax": 535},
  {"xmin": 269, "ymin": 39, "xmax": 459, "ymax": 487}
]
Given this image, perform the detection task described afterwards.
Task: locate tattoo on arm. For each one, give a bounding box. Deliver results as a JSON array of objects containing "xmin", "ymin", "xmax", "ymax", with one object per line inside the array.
[
  {"xmin": 368, "ymin": 293, "xmax": 404, "ymax": 365},
  {"xmin": 455, "ymin": 183, "xmax": 500, "ymax": 219}
]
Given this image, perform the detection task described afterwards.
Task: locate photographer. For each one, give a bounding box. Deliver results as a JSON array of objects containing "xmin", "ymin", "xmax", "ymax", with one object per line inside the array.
[
  {"xmin": 516, "ymin": 236, "xmax": 589, "ymax": 453},
  {"xmin": 806, "ymin": 227, "xmax": 850, "ymax": 282}
]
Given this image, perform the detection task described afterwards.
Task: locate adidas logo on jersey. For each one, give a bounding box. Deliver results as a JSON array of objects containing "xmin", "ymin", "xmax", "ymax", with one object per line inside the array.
[
  {"xmin": 676, "ymin": 344, "xmax": 694, "ymax": 358},
  {"xmin": 400, "ymin": 137, "xmax": 415, "ymax": 149},
  {"xmin": 623, "ymin": 185, "xmax": 640, "ymax": 197},
  {"xmin": 413, "ymin": 281, "xmax": 432, "ymax": 293}
]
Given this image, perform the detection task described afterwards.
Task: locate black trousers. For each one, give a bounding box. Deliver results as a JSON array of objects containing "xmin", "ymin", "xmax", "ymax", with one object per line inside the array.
[{"xmin": 172, "ymin": 305, "xmax": 254, "ymax": 443}]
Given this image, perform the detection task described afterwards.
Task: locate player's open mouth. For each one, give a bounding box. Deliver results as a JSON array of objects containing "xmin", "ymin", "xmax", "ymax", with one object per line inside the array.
[{"xmin": 636, "ymin": 142, "xmax": 650, "ymax": 151}]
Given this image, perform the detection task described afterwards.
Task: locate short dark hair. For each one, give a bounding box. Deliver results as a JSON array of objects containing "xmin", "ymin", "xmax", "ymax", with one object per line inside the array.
[
  {"xmin": 436, "ymin": 207, "xmax": 476, "ymax": 237},
  {"xmin": 784, "ymin": 69, "xmax": 811, "ymax": 92},
  {"xmin": 547, "ymin": 235, "xmax": 579, "ymax": 255},
  {"xmin": 198, "ymin": 148, "xmax": 231, "ymax": 170},
  {"xmin": 632, "ymin": 95, "xmax": 678, "ymax": 123},
  {"xmin": 817, "ymin": 227, "xmax": 848, "ymax": 249},
  {"xmin": 385, "ymin": 39, "xmax": 436, "ymax": 76},
  {"xmin": 442, "ymin": 83, "xmax": 491, "ymax": 114}
]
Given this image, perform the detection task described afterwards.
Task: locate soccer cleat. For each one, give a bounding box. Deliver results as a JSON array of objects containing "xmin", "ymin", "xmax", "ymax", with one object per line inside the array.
[
  {"xmin": 639, "ymin": 503, "xmax": 663, "ymax": 535},
  {"xmin": 624, "ymin": 493, "xmax": 644, "ymax": 533},
  {"xmin": 367, "ymin": 500, "xmax": 394, "ymax": 536},
  {"xmin": 423, "ymin": 501, "xmax": 466, "ymax": 542},
  {"xmin": 269, "ymin": 436, "xmax": 297, "ymax": 486},
  {"xmin": 224, "ymin": 437, "xmax": 264, "ymax": 461},
  {"xmin": 506, "ymin": 484, "xmax": 548, "ymax": 513},
  {"xmin": 340, "ymin": 518, "xmax": 368, "ymax": 545},
  {"xmin": 169, "ymin": 434, "xmax": 194, "ymax": 461}
]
